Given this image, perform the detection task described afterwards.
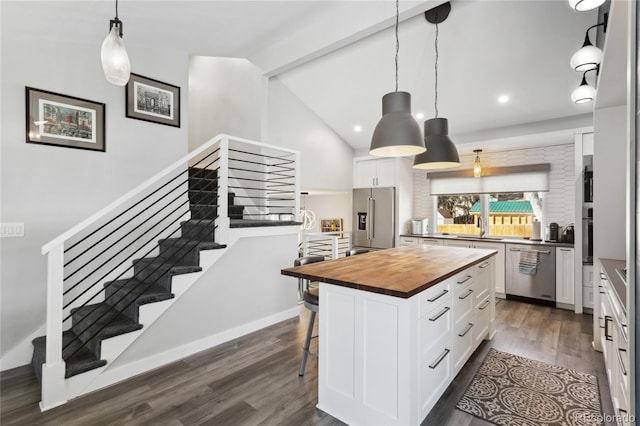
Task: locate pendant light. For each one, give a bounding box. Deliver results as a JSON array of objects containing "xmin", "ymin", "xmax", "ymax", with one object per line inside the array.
[
  {"xmin": 413, "ymin": 2, "xmax": 460, "ymax": 170},
  {"xmin": 101, "ymin": 0, "xmax": 131, "ymax": 86},
  {"xmin": 568, "ymin": 0, "xmax": 605, "ymax": 12},
  {"xmin": 369, "ymin": 0, "xmax": 425, "ymax": 157},
  {"xmin": 570, "ymin": 17, "xmax": 607, "ymax": 72},
  {"xmin": 473, "ymin": 149, "xmax": 482, "ymax": 178},
  {"xmin": 571, "ymin": 69, "xmax": 597, "ymax": 104}
]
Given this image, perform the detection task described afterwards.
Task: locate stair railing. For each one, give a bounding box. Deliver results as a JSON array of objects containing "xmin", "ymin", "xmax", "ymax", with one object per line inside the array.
[
  {"xmin": 38, "ymin": 134, "xmax": 299, "ymax": 410},
  {"xmin": 227, "ymin": 139, "xmax": 299, "ymax": 223},
  {"xmin": 302, "ymin": 232, "xmax": 351, "ymax": 259}
]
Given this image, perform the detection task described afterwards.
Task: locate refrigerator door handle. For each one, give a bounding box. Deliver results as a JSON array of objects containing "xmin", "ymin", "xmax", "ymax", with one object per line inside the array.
[
  {"xmin": 365, "ymin": 197, "xmax": 371, "ymax": 240},
  {"xmin": 369, "ymin": 197, "xmax": 375, "ymax": 239}
]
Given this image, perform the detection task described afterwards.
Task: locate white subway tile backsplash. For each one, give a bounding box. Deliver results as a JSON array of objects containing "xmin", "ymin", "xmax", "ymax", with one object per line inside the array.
[{"xmin": 413, "ymin": 143, "xmax": 575, "ymax": 228}]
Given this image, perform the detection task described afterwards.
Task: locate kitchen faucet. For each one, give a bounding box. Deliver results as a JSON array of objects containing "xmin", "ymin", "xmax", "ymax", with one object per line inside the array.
[{"xmin": 477, "ymin": 217, "xmax": 485, "ymax": 238}]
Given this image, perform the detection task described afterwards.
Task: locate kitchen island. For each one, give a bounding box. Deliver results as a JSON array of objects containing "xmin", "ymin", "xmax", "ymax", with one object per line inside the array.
[{"xmin": 282, "ymin": 245, "xmax": 497, "ymax": 426}]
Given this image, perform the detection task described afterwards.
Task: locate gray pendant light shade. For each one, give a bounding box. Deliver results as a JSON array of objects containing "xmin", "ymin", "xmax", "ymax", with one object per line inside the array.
[
  {"xmin": 370, "ymin": 91, "xmax": 425, "ymax": 157},
  {"xmin": 413, "ymin": 118, "xmax": 460, "ymax": 169}
]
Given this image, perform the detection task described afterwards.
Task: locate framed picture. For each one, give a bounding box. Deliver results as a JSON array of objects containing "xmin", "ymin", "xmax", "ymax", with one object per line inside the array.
[
  {"xmin": 25, "ymin": 87, "xmax": 105, "ymax": 152},
  {"xmin": 126, "ymin": 73, "xmax": 180, "ymax": 127}
]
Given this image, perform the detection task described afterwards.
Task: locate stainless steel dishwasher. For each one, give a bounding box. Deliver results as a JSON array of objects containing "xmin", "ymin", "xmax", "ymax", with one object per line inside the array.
[{"xmin": 506, "ymin": 244, "xmax": 556, "ymax": 304}]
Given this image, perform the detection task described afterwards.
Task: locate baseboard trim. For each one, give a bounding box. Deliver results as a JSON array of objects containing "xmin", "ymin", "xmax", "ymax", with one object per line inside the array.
[{"xmin": 76, "ymin": 306, "xmax": 299, "ymax": 396}]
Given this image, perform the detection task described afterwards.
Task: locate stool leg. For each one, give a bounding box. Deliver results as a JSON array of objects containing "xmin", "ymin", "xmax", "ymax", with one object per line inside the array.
[{"xmin": 299, "ymin": 310, "xmax": 316, "ymax": 376}]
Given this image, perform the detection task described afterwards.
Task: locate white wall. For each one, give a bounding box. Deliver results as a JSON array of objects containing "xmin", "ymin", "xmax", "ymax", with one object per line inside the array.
[
  {"xmin": 302, "ymin": 193, "xmax": 352, "ymax": 233},
  {"xmin": 0, "ymin": 2, "xmax": 188, "ymax": 362},
  {"xmin": 593, "ymin": 105, "xmax": 627, "ymax": 261},
  {"xmin": 413, "ymin": 143, "xmax": 576, "ymax": 232},
  {"xmin": 267, "ymin": 78, "xmax": 354, "ymax": 192},
  {"xmin": 188, "ymin": 57, "xmax": 264, "ymax": 150},
  {"xmin": 110, "ymin": 233, "xmax": 298, "ymax": 367}
]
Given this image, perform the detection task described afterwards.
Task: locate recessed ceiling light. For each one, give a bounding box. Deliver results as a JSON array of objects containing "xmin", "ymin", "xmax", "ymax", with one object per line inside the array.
[
  {"xmin": 498, "ymin": 95, "xmax": 509, "ymax": 104},
  {"xmin": 415, "ymin": 112, "xmax": 425, "ymax": 120},
  {"xmin": 353, "ymin": 125, "xmax": 362, "ymax": 133}
]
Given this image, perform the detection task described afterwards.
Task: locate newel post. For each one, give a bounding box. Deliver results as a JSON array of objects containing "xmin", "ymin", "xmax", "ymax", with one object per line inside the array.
[
  {"xmin": 39, "ymin": 243, "xmax": 66, "ymax": 411},
  {"xmin": 217, "ymin": 137, "xmax": 230, "ymax": 244}
]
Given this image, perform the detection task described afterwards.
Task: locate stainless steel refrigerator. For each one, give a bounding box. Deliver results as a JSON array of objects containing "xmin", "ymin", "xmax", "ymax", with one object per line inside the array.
[{"xmin": 352, "ymin": 187, "xmax": 396, "ymax": 249}]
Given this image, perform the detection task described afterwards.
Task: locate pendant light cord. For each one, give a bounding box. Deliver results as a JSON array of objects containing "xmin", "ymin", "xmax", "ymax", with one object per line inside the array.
[
  {"xmin": 434, "ymin": 22, "xmax": 439, "ymax": 118},
  {"xmin": 115, "ymin": 0, "xmax": 119, "ymax": 19},
  {"xmin": 394, "ymin": 0, "xmax": 399, "ymax": 92}
]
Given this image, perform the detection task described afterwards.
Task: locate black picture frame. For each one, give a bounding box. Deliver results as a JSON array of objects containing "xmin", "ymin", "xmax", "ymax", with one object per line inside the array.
[
  {"xmin": 125, "ymin": 73, "xmax": 180, "ymax": 127},
  {"xmin": 25, "ymin": 87, "xmax": 106, "ymax": 152}
]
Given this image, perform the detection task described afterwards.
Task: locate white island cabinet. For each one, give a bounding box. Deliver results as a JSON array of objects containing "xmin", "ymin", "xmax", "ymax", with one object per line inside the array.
[{"xmin": 284, "ymin": 245, "xmax": 496, "ymax": 425}]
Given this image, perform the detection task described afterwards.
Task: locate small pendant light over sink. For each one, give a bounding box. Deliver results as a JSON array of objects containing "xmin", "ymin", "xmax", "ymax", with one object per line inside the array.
[
  {"xmin": 101, "ymin": 0, "xmax": 131, "ymax": 86},
  {"xmin": 369, "ymin": 0, "xmax": 425, "ymax": 157},
  {"xmin": 413, "ymin": 2, "xmax": 460, "ymax": 170},
  {"xmin": 473, "ymin": 149, "xmax": 482, "ymax": 177}
]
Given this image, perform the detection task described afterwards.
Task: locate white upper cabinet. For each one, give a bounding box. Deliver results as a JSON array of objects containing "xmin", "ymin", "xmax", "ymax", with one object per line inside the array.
[{"xmin": 354, "ymin": 158, "xmax": 397, "ymax": 188}]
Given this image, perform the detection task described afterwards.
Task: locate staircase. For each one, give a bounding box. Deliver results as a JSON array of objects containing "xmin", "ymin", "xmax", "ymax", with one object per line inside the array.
[
  {"xmin": 31, "ymin": 167, "xmax": 239, "ymax": 382},
  {"xmin": 35, "ymin": 135, "xmax": 300, "ymax": 411}
]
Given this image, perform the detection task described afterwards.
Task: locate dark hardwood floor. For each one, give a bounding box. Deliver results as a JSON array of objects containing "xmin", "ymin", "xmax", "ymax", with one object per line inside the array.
[{"xmin": 1, "ymin": 299, "xmax": 614, "ymax": 425}]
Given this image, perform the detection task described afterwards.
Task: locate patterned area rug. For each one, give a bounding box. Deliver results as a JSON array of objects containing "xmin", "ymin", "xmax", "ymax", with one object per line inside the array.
[{"xmin": 456, "ymin": 349, "xmax": 603, "ymax": 426}]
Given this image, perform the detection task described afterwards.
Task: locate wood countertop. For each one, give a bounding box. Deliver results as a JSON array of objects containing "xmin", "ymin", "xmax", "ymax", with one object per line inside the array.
[{"xmin": 281, "ymin": 245, "xmax": 497, "ymax": 298}]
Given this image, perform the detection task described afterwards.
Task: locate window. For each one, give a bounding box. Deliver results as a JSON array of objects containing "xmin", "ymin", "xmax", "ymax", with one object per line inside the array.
[
  {"xmin": 435, "ymin": 192, "xmax": 542, "ymax": 238},
  {"xmin": 485, "ymin": 193, "xmax": 542, "ymax": 238},
  {"xmin": 436, "ymin": 194, "xmax": 480, "ymax": 235}
]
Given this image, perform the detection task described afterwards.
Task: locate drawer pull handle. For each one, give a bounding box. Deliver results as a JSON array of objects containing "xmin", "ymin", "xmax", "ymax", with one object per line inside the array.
[
  {"xmin": 459, "ymin": 289, "xmax": 474, "ymax": 300},
  {"xmin": 429, "ymin": 306, "xmax": 450, "ymax": 322},
  {"xmin": 458, "ymin": 323, "xmax": 474, "ymax": 337},
  {"xmin": 428, "ymin": 348, "xmax": 450, "ymax": 369},
  {"xmin": 428, "ymin": 289, "xmax": 449, "ymax": 302},
  {"xmin": 479, "ymin": 299, "xmax": 491, "ymax": 310},
  {"xmin": 604, "ymin": 315, "xmax": 613, "ymax": 341},
  {"xmin": 616, "ymin": 348, "xmax": 627, "ymax": 376},
  {"xmin": 456, "ymin": 275, "xmax": 472, "ymax": 285},
  {"xmin": 479, "ymin": 262, "xmax": 490, "ymax": 269}
]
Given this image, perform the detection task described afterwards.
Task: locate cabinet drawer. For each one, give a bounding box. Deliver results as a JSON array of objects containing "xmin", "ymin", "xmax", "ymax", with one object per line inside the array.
[
  {"xmin": 583, "ymin": 286, "xmax": 594, "ymax": 309},
  {"xmin": 419, "ymin": 279, "xmax": 452, "ymax": 318},
  {"xmin": 419, "ymin": 303, "xmax": 452, "ymax": 365},
  {"xmin": 419, "ymin": 345, "xmax": 452, "ymax": 419},
  {"xmin": 453, "ymin": 286, "xmax": 474, "ymax": 326},
  {"xmin": 399, "ymin": 237, "xmax": 419, "ymax": 246},
  {"xmin": 473, "ymin": 296, "xmax": 491, "ymax": 346},
  {"xmin": 474, "ymin": 262, "xmax": 491, "ymax": 306},
  {"xmin": 453, "ymin": 314, "xmax": 474, "ymax": 374}
]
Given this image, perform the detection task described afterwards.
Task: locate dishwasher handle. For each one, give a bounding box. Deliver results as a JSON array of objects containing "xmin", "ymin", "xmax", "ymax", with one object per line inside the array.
[{"xmin": 509, "ymin": 248, "xmax": 551, "ymax": 255}]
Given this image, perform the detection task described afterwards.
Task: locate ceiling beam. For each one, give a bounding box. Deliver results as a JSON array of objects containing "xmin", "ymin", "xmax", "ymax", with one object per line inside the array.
[{"xmin": 250, "ymin": 1, "xmax": 444, "ymax": 77}]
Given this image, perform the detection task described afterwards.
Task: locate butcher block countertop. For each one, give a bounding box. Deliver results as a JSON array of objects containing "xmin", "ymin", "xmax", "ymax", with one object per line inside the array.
[{"xmin": 281, "ymin": 245, "xmax": 497, "ymax": 298}]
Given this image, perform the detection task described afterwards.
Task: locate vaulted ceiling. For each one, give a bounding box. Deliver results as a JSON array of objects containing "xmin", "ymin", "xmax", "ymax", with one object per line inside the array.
[{"xmin": 15, "ymin": 0, "xmax": 599, "ymax": 154}]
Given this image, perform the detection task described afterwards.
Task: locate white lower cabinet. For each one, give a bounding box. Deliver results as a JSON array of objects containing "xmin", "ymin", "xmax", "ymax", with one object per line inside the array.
[
  {"xmin": 399, "ymin": 236, "xmax": 420, "ymax": 246},
  {"xmin": 597, "ymin": 261, "xmax": 631, "ymax": 425},
  {"xmin": 556, "ymin": 247, "xmax": 575, "ymax": 306},
  {"xmin": 583, "ymin": 264, "xmax": 594, "ymax": 309},
  {"xmin": 318, "ymin": 256, "xmax": 496, "ymax": 425},
  {"xmin": 420, "ymin": 238, "xmax": 444, "ymax": 246}
]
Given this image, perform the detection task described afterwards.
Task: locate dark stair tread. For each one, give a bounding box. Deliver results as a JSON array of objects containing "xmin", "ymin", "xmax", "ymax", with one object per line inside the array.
[
  {"xmin": 70, "ymin": 303, "xmax": 143, "ymax": 341},
  {"xmin": 159, "ymin": 238, "xmax": 226, "ymax": 251},
  {"xmin": 132, "ymin": 257, "xmax": 203, "ymax": 275},
  {"xmin": 181, "ymin": 219, "xmax": 217, "ymax": 227},
  {"xmin": 33, "ymin": 333, "xmax": 108, "ymax": 378},
  {"xmin": 104, "ymin": 278, "xmax": 175, "ymax": 306},
  {"xmin": 230, "ymin": 219, "xmax": 303, "ymax": 228}
]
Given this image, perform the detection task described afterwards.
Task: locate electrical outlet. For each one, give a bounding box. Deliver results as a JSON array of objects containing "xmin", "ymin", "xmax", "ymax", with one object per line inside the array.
[{"xmin": 0, "ymin": 222, "xmax": 25, "ymax": 237}]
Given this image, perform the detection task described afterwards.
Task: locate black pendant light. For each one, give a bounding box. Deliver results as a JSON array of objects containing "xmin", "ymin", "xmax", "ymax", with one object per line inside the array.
[
  {"xmin": 369, "ymin": 0, "xmax": 425, "ymax": 157},
  {"xmin": 413, "ymin": 2, "xmax": 460, "ymax": 170}
]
